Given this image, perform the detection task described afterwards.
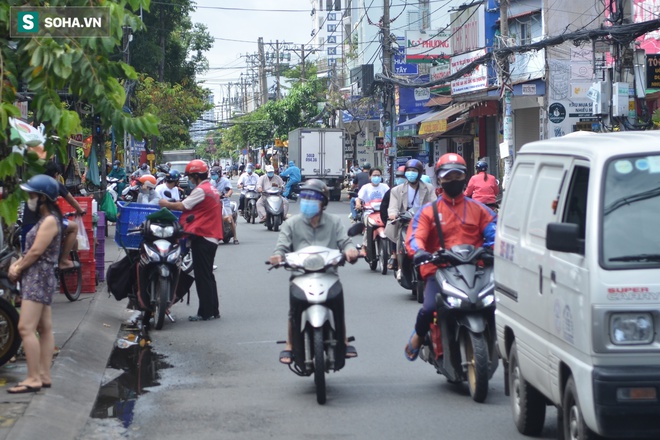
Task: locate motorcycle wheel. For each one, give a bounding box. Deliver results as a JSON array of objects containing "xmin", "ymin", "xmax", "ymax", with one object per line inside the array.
[
  {"xmin": 509, "ymin": 341, "xmax": 546, "ymax": 435},
  {"xmin": 367, "ymin": 233, "xmax": 377, "ymax": 271},
  {"xmin": 0, "ymin": 299, "xmax": 20, "ymax": 367},
  {"xmin": 181, "ymin": 252, "xmax": 193, "ymax": 274},
  {"xmin": 266, "ymin": 215, "xmax": 273, "ymax": 231},
  {"xmin": 153, "ymin": 276, "xmax": 170, "ymax": 330},
  {"xmin": 273, "ymin": 215, "xmax": 281, "ymax": 232},
  {"xmin": 313, "ymin": 328, "xmax": 326, "ymax": 405},
  {"xmin": 250, "ymin": 205, "xmax": 256, "ymax": 224},
  {"xmin": 464, "ymin": 331, "xmax": 489, "ymax": 403},
  {"xmin": 377, "ymin": 237, "xmax": 388, "ymax": 275}
]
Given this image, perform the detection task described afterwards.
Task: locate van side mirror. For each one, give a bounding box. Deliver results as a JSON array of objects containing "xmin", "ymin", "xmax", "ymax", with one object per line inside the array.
[{"xmin": 546, "ymin": 223, "xmax": 584, "ymax": 255}]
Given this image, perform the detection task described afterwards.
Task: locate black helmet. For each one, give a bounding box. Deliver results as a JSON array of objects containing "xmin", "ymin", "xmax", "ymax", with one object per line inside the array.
[
  {"xmin": 210, "ymin": 166, "xmax": 222, "ymax": 175},
  {"xmin": 113, "ymin": 160, "xmax": 121, "ymax": 166},
  {"xmin": 405, "ymin": 159, "xmax": 424, "ymax": 175},
  {"xmin": 300, "ymin": 179, "xmax": 329, "ymax": 207},
  {"xmin": 20, "ymin": 174, "xmax": 60, "ymax": 202},
  {"xmin": 476, "ymin": 160, "xmax": 488, "ymax": 172},
  {"xmin": 165, "ymin": 169, "xmax": 181, "ymax": 182},
  {"xmin": 362, "ymin": 162, "xmax": 371, "ymax": 170}
]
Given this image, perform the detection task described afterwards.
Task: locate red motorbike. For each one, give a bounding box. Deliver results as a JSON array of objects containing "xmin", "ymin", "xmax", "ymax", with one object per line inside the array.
[{"xmin": 359, "ymin": 199, "xmax": 388, "ymax": 275}]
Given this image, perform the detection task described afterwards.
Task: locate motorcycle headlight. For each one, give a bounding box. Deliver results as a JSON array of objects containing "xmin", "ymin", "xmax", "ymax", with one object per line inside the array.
[
  {"xmin": 303, "ymin": 254, "xmax": 325, "ymax": 272},
  {"xmin": 441, "ymin": 280, "xmax": 468, "ymax": 299},
  {"xmin": 149, "ymin": 224, "xmax": 174, "ymax": 238},
  {"xmin": 610, "ymin": 313, "xmax": 654, "ymax": 345},
  {"xmin": 446, "ymin": 296, "xmax": 463, "ymax": 308},
  {"xmin": 479, "ymin": 294, "xmax": 495, "ymax": 307},
  {"xmin": 166, "ymin": 246, "xmax": 181, "ymax": 264},
  {"xmin": 144, "ymin": 244, "xmax": 161, "ymax": 262}
]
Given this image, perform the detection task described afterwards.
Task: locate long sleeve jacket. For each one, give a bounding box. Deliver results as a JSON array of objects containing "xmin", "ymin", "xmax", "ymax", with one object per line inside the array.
[{"xmin": 387, "ymin": 182, "xmax": 437, "ymax": 218}]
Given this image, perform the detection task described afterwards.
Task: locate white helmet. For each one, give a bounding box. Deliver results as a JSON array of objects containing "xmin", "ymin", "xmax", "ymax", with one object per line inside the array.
[{"xmin": 265, "ymin": 165, "xmax": 275, "ymax": 173}]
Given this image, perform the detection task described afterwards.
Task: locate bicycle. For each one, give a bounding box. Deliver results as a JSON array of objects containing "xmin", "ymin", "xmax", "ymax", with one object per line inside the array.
[{"xmin": 57, "ymin": 212, "xmax": 84, "ymax": 302}]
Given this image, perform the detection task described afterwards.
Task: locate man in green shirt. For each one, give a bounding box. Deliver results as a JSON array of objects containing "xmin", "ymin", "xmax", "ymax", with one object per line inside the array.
[{"xmin": 269, "ymin": 179, "xmax": 359, "ymax": 364}]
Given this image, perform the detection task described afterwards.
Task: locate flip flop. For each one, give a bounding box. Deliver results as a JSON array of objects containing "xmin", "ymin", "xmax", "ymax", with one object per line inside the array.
[
  {"xmin": 404, "ymin": 330, "xmax": 420, "ymax": 362},
  {"xmin": 345, "ymin": 345, "xmax": 358, "ymax": 358},
  {"xmin": 233, "ymin": 239, "xmax": 239, "ymax": 245},
  {"xmin": 7, "ymin": 384, "xmax": 41, "ymax": 394},
  {"xmin": 279, "ymin": 350, "xmax": 293, "ymax": 365}
]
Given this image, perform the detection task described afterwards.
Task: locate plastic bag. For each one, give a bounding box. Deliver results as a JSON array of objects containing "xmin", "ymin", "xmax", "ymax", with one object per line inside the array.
[
  {"xmin": 101, "ymin": 192, "xmax": 117, "ymax": 222},
  {"xmin": 75, "ymin": 217, "xmax": 90, "ymax": 251}
]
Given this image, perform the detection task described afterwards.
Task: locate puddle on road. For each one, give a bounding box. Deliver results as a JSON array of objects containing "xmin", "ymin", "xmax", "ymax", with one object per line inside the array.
[{"xmin": 90, "ymin": 335, "xmax": 171, "ymax": 428}]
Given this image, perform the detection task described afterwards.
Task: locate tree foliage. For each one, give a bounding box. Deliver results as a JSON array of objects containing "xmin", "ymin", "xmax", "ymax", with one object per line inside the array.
[
  {"xmin": 131, "ymin": 75, "xmax": 211, "ymax": 155},
  {"xmin": 0, "ymin": 0, "xmax": 160, "ymax": 225}
]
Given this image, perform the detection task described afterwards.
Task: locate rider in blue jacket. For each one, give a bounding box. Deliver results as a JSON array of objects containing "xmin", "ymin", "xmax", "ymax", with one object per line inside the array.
[{"xmin": 280, "ymin": 160, "xmax": 301, "ymax": 198}]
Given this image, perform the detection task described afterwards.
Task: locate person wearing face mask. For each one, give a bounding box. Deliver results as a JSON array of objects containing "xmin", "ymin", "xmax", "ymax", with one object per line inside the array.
[
  {"xmin": 237, "ymin": 163, "xmax": 259, "ymax": 214},
  {"xmin": 256, "ymin": 164, "xmax": 288, "ymax": 223},
  {"xmin": 131, "ymin": 163, "xmax": 151, "ymax": 178},
  {"xmin": 159, "ymin": 160, "xmax": 223, "ymax": 321},
  {"xmin": 108, "ymin": 160, "xmax": 127, "ymax": 195},
  {"xmin": 211, "ymin": 166, "xmax": 239, "ymax": 244},
  {"xmin": 280, "ymin": 160, "xmax": 301, "ymax": 198},
  {"xmin": 386, "ymin": 159, "xmax": 437, "ymax": 271},
  {"xmin": 137, "ymin": 174, "xmax": 159, "ymax": 205},
  {"xmin": 403, "ymin": 153, "xmax": 496, "ymax": 361},
  {"xmin": 7, "ymin": 175, "xmax": 63, "ymax": 394},
  {"xmin": 268, "ymin": 179, "xmax": 359, "ymax": 365},
  {"xmin": 355, "ymin": 168, "xmax": 389, "ymax": 256}
]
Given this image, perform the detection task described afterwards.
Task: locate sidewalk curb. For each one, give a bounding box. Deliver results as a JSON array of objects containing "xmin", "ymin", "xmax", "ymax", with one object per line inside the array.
[{"xmin": 7, "ymin": 289, "xmax": 122, "ymax": 440}]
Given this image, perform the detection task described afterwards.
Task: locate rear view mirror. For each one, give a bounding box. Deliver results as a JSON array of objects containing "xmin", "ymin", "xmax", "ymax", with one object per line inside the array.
[
  {"xmin": 348, "ymin": 222, "xmax": 365, "ymax": 237},
  {"xmin": 546, "ymin": 223, "xmax": 584, "ymax": 255}
]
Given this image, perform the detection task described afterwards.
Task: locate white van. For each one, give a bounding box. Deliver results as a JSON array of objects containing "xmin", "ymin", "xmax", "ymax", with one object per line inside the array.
[{"xmin": 494, "ymin": 131, "xmax": 660, "ymax": 440}]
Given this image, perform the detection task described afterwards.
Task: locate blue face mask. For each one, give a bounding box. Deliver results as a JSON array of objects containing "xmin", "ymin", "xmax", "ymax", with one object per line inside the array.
[
  {"xmin": 371, "ymin": 176, "xmax": 382, "ymax": 185},
  {"xmin": 113, "ymin": 165, "xmax": 118, "ymax": 170},
  {"xmin": 267, "ymin": 172, "xmax": 274, "ymax": 178},
  {"xmin": 405, "ymin": 171, "xmax": 419, "ymax": 183},
  {"xmin": 395, "ymin": 177, "xmax": 406, "ymax": 186},
  {"xmin": 211, "ymin": 174, "xmax": 219, "ymax": 181},
  {"xmin": 189, "ymin": 181, "xmax": 197, "ymax": 190},
  {"xmin": 300, "ymin": 199, "xmax": 321, "ymax": 218},
  {"xmin": 247, "ymin": 169, "xmax": 253, "ymax": 174}
]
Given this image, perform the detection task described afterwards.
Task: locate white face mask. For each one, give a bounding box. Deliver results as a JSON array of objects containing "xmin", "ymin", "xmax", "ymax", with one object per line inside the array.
[{"xmin": 27, "ymin": 197, "xmax": 38, "ymax": 212}]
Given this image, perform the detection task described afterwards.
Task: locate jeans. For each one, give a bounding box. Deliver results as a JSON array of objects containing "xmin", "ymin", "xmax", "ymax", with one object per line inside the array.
[
  {"xmin": 414, "ymin": 277, "xmax": 440, "ymax": 337},
  {"xmin": 350, "ymin": 197, "xmax": 358, "ymax": 220}
]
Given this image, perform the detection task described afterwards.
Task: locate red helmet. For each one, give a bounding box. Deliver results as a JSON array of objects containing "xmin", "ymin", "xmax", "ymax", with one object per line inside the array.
[
  {"xmin": 435, "ymin": 153, "xmax": 467, "ymax": 178},
  {"xmin": 185, "ymin": 159, "xmax": 208, "ymax": 175},
  {"xmin": 395, "ymin": 166, "xmax": 406, "ymax": 178},
  {"xmin": 138, "ymin": 174, "xmax": 157, "ymax": 188}
]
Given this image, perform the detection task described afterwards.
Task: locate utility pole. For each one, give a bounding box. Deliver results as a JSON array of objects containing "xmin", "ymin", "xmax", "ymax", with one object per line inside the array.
[
  {"xmin": 382, "ymin": 0, "xmax": 396, "ymax": 185},
  {"xmin": 499, "ymin": 0, "xmax": 513, "ymax": 189},
  {"xmin": 301, "ymin": 45, "xmax": 306, "ymax": 82},
  {"xmin": 258, "ymin": 37, "xmax": 268, "ymax": 105},
  {"xmin": 275, "ymin": 40, "xmax": 281, "ymax": 100}
]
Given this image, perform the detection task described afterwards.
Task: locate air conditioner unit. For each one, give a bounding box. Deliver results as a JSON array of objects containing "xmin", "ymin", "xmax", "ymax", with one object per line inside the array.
[
  {"xmin": 591, "ymin": 81, "xmax": 609, "ymax": 116},
  {"xmin": 612, "ymin": 82, "xmax": 630, "ymax": 117}
]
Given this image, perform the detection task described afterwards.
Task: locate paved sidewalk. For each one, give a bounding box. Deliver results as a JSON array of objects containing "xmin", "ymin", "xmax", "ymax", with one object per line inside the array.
[{"xmin": 0, "ymin": 226, "xmax": 125, "ymax": 440}]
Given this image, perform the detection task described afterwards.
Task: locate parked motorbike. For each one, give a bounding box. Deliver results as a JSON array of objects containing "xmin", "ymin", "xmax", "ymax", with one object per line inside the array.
[
  {"xmin": 358, "ymin": 199, "xmax": 388, "ymax": 274},
  {"xmin": 0, "ymin": 224, "xmax": 20, "ymax": 367},
  {"xmin": 390, "ymin": 210, "xmax": 425, "ymax": 302},
  {"xmin": 127, "ymin": 209, "xmax": 184, "ymax": 330},
  {"xmin": 268, "ymin": 223, "xmax": 362, "ymax": 404},
  {"xmin": 243, "ymin": 184, "xmax": 259, "ymax": 224},
  {"xmin": 415, "ymin": 245, "xmax": 498, "ymax": 403},
  {"xmin": 263, "ymin": 187, "xmax": 284, "ymax": 231}
]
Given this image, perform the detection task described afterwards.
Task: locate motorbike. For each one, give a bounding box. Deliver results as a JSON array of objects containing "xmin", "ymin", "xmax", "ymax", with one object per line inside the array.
[
  {"xmin": 127, "ymin": 209, "xmax": 184, "ymax": 331},
  {"xmin": 220, "ymin": 194, "xmax": 238, "ymax": 243},
  {"xmin": 390, "ymin": 210, "xmax": 425, "ymax": 303},
  {"xmin": 0, "ymin": 223, "xmax": 21, "ymax": 367},
  {"xmin": 268, "ymin": 223, "xmax": 362, "ymax": 404},
  {"xmin": 414, "ymin": 245, "xmax": 498, "ymax": 403},
  {"xmin": 263, "ymin": 187, "xmax": 284, "ymax": 232},
  {"xmin": 281, "ymin": 175, "xmax": 301, "ymax": 202},
  {"xmin": 106, "ymin": 176, "xmax": 121, "ymax": 203},
  {"xmin": 242, "ymin": 184, "xmax": 259, "ymax": 224},
  {"xmin": 121, "ymin": 177, "xmax": 140, "ymax": 202},
  {"xmin": 358, "ymin": 199, "xmax": 388, "ymax": 274}
]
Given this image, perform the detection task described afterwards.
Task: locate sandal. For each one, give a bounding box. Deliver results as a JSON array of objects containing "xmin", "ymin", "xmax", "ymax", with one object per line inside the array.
[
  {"xmin": 233, "ymin": 239, "xmax": 239, "ymax": 245},
  {"xmin": 345, "ymin": 345, "xmax": 358, "ymax": 358},
  {"xmin": 279, "ymin": 350, "xmax": 293, "ymax": 365},
  {"xmin": 387, "ymin": 257, "xmax": 396, "ymax": 270},
  {"xmin": 404, "ymin": 330, "xmax": 420, "ymax": 361}
]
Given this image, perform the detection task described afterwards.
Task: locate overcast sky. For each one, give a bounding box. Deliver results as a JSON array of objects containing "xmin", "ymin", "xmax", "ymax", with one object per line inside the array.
[{"xmin": 190, "ymin": 0, "xmax": 315, "ymax": 107}]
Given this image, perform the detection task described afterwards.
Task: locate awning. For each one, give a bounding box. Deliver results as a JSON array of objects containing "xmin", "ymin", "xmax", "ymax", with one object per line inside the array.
[
  {"xmin": 418, "ymin": 103, "xmax": 475, "ymax": 136},
  {"xmin": 395, "ymin": 110, "xmax": 438, "ymax": 136},
  {"xmin": 424, "ymin": 95, "xmax": 452, "ymax": 107}
]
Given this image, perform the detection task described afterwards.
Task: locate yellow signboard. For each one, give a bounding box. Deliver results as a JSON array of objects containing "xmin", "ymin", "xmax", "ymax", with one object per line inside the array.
[
  {"xmin": 147, "ymin": 153, "xmax": 155, "ymax": 161},
  {"xmin": 419, "ymin": 119, "xmax": 447, "ymax": 135}
]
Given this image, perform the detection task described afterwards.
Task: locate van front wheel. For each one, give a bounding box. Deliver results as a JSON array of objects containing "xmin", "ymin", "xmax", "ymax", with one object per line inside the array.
[
  {"xmin": 563, "ymin": 377, "xmax": 599, "ymax": 440},
  {"xmin": 509, "ymin": 341, "xmax": 546, "ymax": 435}
]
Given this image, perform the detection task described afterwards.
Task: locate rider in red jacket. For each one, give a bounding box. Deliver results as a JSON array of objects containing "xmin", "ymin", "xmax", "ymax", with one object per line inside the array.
[
  {"xmin": 404, "ymin": 153, "xmax": 496, "ymax": 361},
  {"xmin": 464, "ymin": 160, "xmax": 499, "ymax": 205}
]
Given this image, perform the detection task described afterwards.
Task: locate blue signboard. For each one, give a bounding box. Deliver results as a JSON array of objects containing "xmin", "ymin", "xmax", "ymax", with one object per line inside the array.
[
  {"xmin": 394, "ymin": 37, "xmax": 418, "ymax": 75},
  {"xmin": 398, "ymin": 83, "xmax": 431, "ymax": 115}
]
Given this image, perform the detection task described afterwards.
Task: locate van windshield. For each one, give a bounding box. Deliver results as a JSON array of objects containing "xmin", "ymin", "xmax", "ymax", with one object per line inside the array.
[{"xmin": 602, "ymin": 154, "xmax": 660, "ymax": 269}]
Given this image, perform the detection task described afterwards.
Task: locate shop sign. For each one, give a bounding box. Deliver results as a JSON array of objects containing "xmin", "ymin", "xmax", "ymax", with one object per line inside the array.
[{"xmin": 419, "ymin": 119, "xmax": 447, "ymax": 135}]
